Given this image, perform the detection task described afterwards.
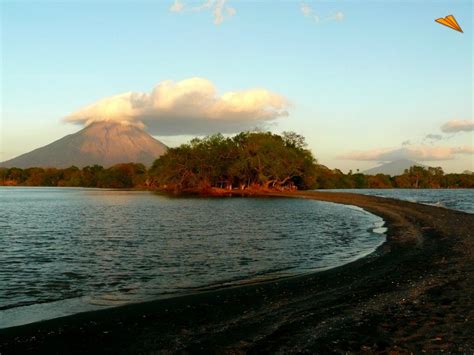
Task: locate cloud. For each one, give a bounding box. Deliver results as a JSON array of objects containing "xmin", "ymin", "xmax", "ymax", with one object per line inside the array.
[
  {"xmin": 171, "ymin": 0, "xmax": 236, "ymax": 25},
  {"xmin": 300, "ymin": 3, "xmax": 312, "ymax": 17},
  {"xmin": 64, "ymin": 78, "xmax": 290, "ymax": 136},
  {"xmin": 339, "ymin": 145, "xmax": 474, "ymax": 161},
  {"xmin": 328, "ymin": 11, "xmax": 344, "ymax": 21},
  {"xmin": 211, "ymin": 0, "xmax": 236, "ymax": 25},
  {"xmin": 169, "ymin": 0, "xmax": 184, "ymax": 12},
  {"xmin": 441, "ymin": 119, "xmax": 474, "ymax": 133},
  {"xmin": 425, "ymin": 134, "xmax": 442, "ymax": 140},
  {"xmin": 424, "ymin": 133, "xmax": 443, "ymax": 143},
  {"xmin": 300, "ymin": 3, "xmax": 344, "ymax": 23}
]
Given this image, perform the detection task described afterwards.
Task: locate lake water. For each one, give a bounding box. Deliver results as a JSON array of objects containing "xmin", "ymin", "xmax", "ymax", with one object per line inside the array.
[
  {"xmin": 0, "ymin": 187, "xmax": 386, "ymax": 328},
  {"xmin": 324, "ymin": 189, "xmax": 474, "ymax": 214}
]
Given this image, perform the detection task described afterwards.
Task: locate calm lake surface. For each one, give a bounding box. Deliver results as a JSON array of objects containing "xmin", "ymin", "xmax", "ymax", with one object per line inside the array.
[
  {"xmin": 324, "ymin": 189, "xmax": 474, "ymax": 214},
  {"xmin": 0, "ymin": 187, "xmax": 387, "ymax": 328}
]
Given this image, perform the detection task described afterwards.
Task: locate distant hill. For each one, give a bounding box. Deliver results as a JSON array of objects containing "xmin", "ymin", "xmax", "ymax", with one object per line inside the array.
[
  {"xmin": 0, "ymin": 121, "xmax": 167, "ymax": 168},
  {"xmin": 363, "ymin": 159, "xmax": 425, "ymax": 176}
]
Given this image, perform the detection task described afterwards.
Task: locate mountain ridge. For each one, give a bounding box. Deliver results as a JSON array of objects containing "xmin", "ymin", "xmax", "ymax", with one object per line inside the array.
[
  {"xmin": 0, "ymin": 122, "xmax": 167, "ymax": 168},
  {"xmin": 363, "ymin": 159, "xmax": 425, "ymax": 176}
]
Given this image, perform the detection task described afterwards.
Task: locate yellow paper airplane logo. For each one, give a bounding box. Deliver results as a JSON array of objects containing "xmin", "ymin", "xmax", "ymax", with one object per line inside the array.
[{"xmin": 435, "ymin": 15, "xmax": 463, "ymax": 33}]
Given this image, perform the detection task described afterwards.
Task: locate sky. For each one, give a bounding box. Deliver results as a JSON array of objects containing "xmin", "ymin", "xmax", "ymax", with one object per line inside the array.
[{"xmin": 1, "ymin": 0, "xmax": 473, "ymax": 172}]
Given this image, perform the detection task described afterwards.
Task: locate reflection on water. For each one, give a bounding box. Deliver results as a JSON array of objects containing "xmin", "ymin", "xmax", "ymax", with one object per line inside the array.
[{"xmin": 0, "ymin": 187, "xmax": 385, "ymax": 327}]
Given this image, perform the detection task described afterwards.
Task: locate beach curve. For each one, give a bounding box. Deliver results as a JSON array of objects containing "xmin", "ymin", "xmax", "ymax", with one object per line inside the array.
[{"xmin": 1, "ymin": 191, "xmax": 473, "ymax": 353}]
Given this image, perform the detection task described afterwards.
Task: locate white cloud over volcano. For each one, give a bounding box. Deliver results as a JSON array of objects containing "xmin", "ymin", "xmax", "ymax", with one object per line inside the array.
[
  {"xmin": 65, "ymin": 78, "xmax": 290, "ymax": 135},
  {"xmin": 339, "ymin": 145, "xmax": 474, "ymax": 161}
]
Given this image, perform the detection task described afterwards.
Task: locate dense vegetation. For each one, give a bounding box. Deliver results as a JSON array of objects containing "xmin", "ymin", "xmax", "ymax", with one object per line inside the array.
[
  {"xmin": 149, "ymin": 132, "xmax": 317, "ymax": 191},
  {"xmin": 313, "ymin": 165, "xmax": 474, "ymax": 189},
  {"xmin": 0, "ymin": 164, "xmax": 149, "ymax": 189},
  {"xmin": 1, "ymin": 132, "xmax": 473, "ymax": 190}
]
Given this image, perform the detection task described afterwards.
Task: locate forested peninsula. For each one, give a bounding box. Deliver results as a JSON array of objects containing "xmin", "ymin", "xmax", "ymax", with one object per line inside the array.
[{"xmin": 1, "ymin": 132, "xmax": 473, "ymax": 190}]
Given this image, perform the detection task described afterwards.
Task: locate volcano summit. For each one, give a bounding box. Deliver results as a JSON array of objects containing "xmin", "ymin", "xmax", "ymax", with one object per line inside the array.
[{"xmin": 0, "ymin": 122, "xmax": 167, "ymax": 168}]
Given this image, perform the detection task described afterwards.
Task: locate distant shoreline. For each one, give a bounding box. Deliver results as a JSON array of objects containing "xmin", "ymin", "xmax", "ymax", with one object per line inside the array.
[
  {"xmin": 1, "ymin": 191, "xmax": 473, "ymax": 353},
  {"xmin": 1, "ymin": 185, "xmax": 473, "ymax": 190}
]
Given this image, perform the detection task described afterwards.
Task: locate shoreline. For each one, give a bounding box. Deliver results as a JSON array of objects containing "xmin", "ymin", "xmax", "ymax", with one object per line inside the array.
[
  {"xmin": 1, "ymin": 191, "xmax": 473, "ymax": 353},
  {"xmin": 1, "ymin": 185, "xmax": 473, "ymax": 190}
]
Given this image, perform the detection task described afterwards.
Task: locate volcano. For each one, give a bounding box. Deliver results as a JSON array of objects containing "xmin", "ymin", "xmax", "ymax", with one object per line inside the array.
[
  {"xmin": 0, "ymin": 122, "xmax": 167, "ymax": 168},
  {"xmin": 363, "ymin": 159, "xmax": 425, "ymax": 176}
]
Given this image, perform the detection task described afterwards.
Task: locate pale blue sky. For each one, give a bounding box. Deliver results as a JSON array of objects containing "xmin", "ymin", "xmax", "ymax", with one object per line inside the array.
[{"xmin": 1, "ymin": 0, "xmax": 472, "ymax": 172}]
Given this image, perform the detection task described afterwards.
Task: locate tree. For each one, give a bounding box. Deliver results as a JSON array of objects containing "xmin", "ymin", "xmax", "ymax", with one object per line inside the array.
[
  {"xmin": 25, "ymin": 167, "xmax": 46, "ymax": 186},
  {"xmin": 367, "ymin": 174, "xmax": 392, "ymax": 188},
  {"xmin": 81, "ymin": 165, "xmax": 104, "ymax": 187},
  {"xmin": 58, "ymin": 166, "xmax": 82, "ymax": 187},
  {"xmin": 404, "ymin": 166, "xmax": 429, "ymax": 188}
]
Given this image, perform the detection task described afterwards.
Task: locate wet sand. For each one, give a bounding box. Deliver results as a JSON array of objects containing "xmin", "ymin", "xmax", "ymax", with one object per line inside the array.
[{"xmin": 1, "ymin": 191, "xmax": 473, "ymax": 353}]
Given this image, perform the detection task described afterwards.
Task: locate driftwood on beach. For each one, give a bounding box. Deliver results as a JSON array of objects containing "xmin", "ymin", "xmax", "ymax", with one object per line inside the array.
[{"xmin": 1, "ymin": 191, "xmax": 473, "ymax": 354}]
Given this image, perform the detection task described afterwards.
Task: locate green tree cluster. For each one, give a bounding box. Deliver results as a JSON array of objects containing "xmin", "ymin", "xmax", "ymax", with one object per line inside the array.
[
  {"xmin": 313, "ymin": 165, "xmax": 474, "ymax": 189},
  {"xmin": 0, "ymin": 163, "xmax": 147, "ymax": 188},
  {"xmin": 148, "ymin": 132, "xmax": 318, "ymax": 191}
]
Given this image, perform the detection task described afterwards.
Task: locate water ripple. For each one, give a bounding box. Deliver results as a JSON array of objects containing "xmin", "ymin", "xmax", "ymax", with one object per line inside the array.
[{"xmin": 0, "ymin": 187, "xmax": 385, "ymax": 326}]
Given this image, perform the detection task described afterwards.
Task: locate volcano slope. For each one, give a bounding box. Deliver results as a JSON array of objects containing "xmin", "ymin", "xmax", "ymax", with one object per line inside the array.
[{"xmin": 0, "ymin": 121, "xmax": 167, "ymax": 168}]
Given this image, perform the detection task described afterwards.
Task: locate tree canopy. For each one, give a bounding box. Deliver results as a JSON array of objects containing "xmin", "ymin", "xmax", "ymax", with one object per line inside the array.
[{"xmin": 148, "ymin": 131, "xmax": 318, "ymax": 191}]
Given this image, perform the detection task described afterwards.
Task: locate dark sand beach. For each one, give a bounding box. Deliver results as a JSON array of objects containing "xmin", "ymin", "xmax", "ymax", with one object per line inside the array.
[{"xmin": 1, "ymin": 191, "xmax": 473, "ymax": 354}]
